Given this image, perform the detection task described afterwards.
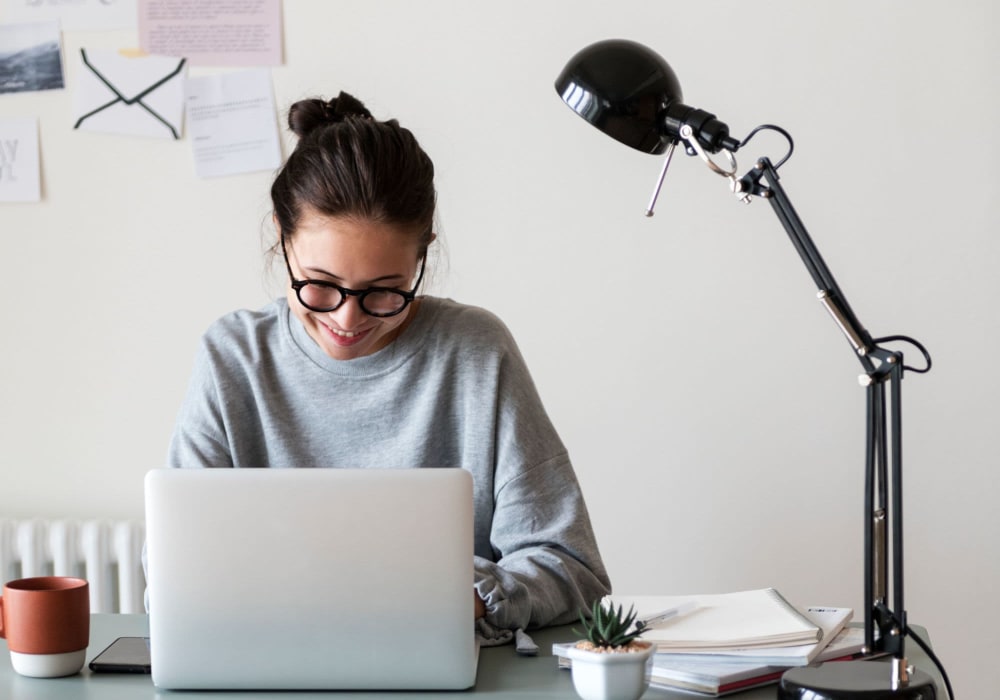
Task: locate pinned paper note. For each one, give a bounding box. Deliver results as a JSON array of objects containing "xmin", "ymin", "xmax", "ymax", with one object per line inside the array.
[
  {"xmin": 72, "ymin": 48, "xmax": 187, "ymax": 140},
  {"xmin": 0, "ymin": 20, "xmax": 65, "ymax": 95},
  {"xmin": 138, "ymin": 0, "xmax": 282, "ymax": 67},
  {"xmin": 2, "ymin": 0, "xmax": 138, "ymax": 31},
  {"xmin": 0, "ymin": 116, "xmax": 41, "ymax": 203},
  {"xmin": 185, "ymin": 68, "xmax": 282, "ymax": 178}
]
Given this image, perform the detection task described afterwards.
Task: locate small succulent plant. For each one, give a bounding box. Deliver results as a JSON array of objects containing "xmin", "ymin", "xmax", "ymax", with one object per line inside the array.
[{"xmin": 575, "ymin": 599, "xmax": 648, "ymax": 650}]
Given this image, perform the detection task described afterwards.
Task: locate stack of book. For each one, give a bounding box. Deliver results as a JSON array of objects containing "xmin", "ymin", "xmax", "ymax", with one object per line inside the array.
[{"xmin": 553, "ymin": 588, "xmax": 862, "ymax": 697}]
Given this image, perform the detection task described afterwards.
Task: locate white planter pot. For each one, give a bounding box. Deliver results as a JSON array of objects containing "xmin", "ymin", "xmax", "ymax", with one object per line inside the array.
[{"xmin": 566, "ymin": 642, "xmax": 655, "ymax": 700}]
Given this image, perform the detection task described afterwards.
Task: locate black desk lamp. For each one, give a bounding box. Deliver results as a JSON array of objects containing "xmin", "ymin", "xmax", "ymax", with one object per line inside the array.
[{"xmin": 555, "ymin": 39, "xmax": 948, "ymax": 700}]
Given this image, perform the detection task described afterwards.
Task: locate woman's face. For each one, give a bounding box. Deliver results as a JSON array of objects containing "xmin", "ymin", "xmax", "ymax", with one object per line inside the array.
[{"xmin": 283, "ymin": 210, "xmax": 425, "ymax": 361}]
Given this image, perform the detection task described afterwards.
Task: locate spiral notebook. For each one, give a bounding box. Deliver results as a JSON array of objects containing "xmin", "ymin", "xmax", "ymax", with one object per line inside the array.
[{"xmin": 607, "ymin": 588, "xmax": 822, "ymax": 652}]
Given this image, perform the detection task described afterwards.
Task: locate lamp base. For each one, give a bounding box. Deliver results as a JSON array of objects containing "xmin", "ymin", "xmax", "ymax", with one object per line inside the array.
[{"xmin": 778, "ymin": 660, "xmax": 937, "ymax": 700}]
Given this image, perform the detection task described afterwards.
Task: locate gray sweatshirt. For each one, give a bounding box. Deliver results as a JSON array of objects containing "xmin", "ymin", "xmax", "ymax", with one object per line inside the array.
[{"xmin": 166, "ymin": 296, "xmax": 611, "ymax": 632}]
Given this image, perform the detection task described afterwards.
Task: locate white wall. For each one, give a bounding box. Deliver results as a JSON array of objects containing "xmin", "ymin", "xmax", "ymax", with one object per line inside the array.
[{"xmin": 2, "ymin": 1, "xmax": 995, "ymax": 696}]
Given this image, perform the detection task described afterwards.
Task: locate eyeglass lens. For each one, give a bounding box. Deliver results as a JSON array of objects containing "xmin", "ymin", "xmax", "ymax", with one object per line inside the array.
[{"xmin": 297, "ymin": 284, "xmax": 408, "ymax": 315}]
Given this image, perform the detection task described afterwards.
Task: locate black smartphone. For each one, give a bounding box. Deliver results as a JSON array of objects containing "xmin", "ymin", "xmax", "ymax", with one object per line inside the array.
[{"xmin": 88, "ymin": 636, "xmax": 152, "ymax": 673}]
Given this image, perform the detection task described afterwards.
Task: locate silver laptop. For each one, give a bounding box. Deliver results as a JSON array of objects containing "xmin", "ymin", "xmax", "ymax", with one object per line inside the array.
[{"xmin": 144, "ymin": 468, "xmax": 478, "ymax": 690}]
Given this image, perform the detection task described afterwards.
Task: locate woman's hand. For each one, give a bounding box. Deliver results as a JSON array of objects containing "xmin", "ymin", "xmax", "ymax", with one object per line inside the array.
[{"xmin": 474, "ymin": 591, "xmax": 486, "ymax": 619}]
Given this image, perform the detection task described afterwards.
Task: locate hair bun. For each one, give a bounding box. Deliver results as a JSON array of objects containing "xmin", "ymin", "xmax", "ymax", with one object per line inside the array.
[
  {"xmin": 287, "ymin": 91, "xmax": 373, "ymax": 138},
  {"xmin": 326, "ymin": 92, "xmax": 373, "ymax": 122}
]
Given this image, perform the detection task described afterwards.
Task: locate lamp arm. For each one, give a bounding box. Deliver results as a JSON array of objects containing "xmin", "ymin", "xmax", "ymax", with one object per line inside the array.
[
  {"xmin": 734, "ymin": 155, "xmax": 914, "ymax": 667},
  {"xmin": 737, "ymin": 157, "xmax": 883, "ymax": 374}
]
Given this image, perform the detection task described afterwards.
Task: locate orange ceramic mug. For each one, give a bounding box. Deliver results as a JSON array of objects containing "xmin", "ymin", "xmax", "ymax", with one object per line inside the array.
[{"xmin": 0, "ymin": 576, "xmax": 90, "ymax": 677}]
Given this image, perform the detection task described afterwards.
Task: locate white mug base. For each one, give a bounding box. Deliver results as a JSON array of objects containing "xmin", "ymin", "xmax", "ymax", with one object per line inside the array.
[{"xmin": 10, "ymin": 649, "xmax": 86, "ymax": 678}]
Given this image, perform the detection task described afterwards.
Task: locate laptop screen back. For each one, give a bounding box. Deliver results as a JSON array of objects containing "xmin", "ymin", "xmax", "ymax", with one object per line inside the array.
[{"xmin": 144, "ymin": 468, "xmax": 477, "ymax": 690}]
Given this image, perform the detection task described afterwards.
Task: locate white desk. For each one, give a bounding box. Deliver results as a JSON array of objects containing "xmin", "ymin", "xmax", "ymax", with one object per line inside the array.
[{"xmin": 1, "ymin": 614, "xmax": 942, "ymax": 699}]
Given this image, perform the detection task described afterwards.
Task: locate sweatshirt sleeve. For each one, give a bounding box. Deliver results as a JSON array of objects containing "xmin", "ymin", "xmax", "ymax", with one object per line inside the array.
[
  {"xmin": 469, "ymin": 323, "xmax": 611, "ymax": 630},
  {"xmin": 473, "ymin": 451, "xmax": 611, "ymax": 630},
  {"xmin": 166, "ymin": 339, "xmax": 234, "ymax": 469}
]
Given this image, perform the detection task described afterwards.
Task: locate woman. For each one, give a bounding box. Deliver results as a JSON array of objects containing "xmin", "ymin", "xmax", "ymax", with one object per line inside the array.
[{"xmin": 166, "ymin": 91, "xmax": 610, "ymax": 638}]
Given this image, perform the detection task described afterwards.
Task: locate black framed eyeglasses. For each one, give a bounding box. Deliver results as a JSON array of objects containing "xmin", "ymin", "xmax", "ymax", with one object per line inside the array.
[{"xmin": 282, "ymin": 234, "xmax": 426, "ymax": 318}]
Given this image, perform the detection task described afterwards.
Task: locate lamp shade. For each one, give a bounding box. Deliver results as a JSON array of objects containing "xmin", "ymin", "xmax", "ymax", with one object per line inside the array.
[{"xmin": 554, "ymin": 39, "xmax": 682, "ymax": 155}]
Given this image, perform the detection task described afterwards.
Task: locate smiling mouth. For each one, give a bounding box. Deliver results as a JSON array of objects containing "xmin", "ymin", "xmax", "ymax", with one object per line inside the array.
[
  {"xmin": 330, "ymin": 327, "xmax": 361, "ymax": 338},
  {"xmin": 320, "ymin": 321, "xmax": 371, "ymax": 345}
]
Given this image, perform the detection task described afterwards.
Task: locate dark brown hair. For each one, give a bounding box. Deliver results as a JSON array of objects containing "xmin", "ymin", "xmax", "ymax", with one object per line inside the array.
[{"xmin": 271, "ymin": 92, "xmax": 436, "ymax": 252}]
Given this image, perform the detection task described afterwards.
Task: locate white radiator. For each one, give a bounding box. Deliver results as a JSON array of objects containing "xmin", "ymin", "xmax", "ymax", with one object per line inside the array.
[{"xmin": 0, "ymin": 519, "xmax": 146, "ymax": 614}]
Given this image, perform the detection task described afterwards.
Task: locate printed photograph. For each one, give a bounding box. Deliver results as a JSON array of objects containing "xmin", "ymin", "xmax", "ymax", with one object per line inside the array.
[{"xmin": 0, "ymin": 20, "xmax": 65, "ymax": 95}]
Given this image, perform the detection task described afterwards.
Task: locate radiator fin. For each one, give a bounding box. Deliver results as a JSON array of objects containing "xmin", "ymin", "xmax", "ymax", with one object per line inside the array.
[{"xmin": 0, "ymin": 519, "xmax": 146, "ymax": 614}]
